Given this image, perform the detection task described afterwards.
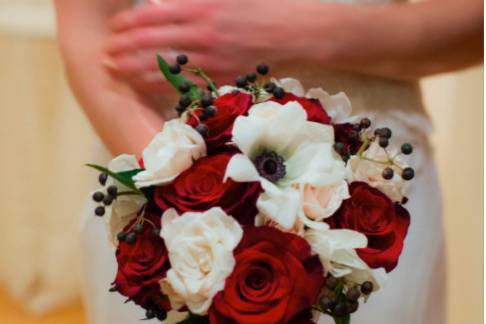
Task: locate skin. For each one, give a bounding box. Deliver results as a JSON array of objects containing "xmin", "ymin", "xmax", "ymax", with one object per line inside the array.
[
  {"xmin": 54, "ymin": 0, "xmax": 164, "ymax": 156},
  {"xmin": 55, "ymin": 0, "xmax": 483, "ymax": 155}
]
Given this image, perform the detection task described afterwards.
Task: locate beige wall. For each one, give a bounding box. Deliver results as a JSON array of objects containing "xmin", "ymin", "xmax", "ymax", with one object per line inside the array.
[{"xmin": 0, "ymin": 1, "xmax": 483, "ymax": 323}]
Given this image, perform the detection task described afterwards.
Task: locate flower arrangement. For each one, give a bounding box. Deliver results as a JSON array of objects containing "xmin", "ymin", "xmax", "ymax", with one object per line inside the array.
[{"xmin": 87, "ymin": 54, "xmax": 415, "ymax": 324}]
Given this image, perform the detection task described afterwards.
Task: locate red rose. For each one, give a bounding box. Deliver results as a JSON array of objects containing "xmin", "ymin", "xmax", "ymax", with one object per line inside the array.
[
  {"xmin": 333, "ymin": 123, "xmax": 363, "ymax": 157},
  {"xmin": 154, "ymin": 152, "xmax": 261, "ymax": 225},
  {"xmin": 209, "ymin": 226, "xmax": 324, "ymax": 324},
  {"xmin": 271, "ymin": 92, "xmax": 331, "ymax": 124},
  {"xmin": 114, "ymin": 213, "xmax": 170, "ymax": 313},
  {"xmin": 327, "ymin": 182, "xmax": 410, "ymax": 272},
  {"xmin": 188, "ymin": 92, "xmax": 253, "ymax": 152}
]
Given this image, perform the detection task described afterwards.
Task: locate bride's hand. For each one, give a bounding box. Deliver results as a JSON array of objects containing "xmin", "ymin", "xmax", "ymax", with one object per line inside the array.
[{"xmin": 104, "ymin": 0, "xmax": 335, "ymax": 93}]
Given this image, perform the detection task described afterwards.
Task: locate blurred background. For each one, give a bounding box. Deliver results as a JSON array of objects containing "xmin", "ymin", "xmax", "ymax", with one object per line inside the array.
[{"xmin": 0, "ymin": 1, "xmax": 483, "ymax": 324}]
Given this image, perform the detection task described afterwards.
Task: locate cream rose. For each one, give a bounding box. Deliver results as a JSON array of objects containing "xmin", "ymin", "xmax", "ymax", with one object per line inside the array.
[
  {"xmin": 302, "ymin": 181, "xmax": 349, "ymax": 222},
  {"xmin": 160, "ymin": 207, "xmax": 243, "ymax": 315},
  {"xmin": 133, "ymin": 119, "xmax": 206, "ymax": 188}
]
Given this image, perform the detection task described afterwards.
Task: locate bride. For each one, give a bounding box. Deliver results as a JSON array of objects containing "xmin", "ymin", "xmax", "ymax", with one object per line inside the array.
[{"xmin": 54, "ymin": 0, "xmax": 482, "ymax": 323}]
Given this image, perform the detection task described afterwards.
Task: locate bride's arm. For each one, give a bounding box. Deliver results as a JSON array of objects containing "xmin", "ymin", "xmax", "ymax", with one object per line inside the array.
[
  {"xmin": 54, "ymin": 0, "xmax": 164, "ymax": 156},
  {"xmin": 105, "ymin": 0, "xmax": 482, "ymax": 83}
]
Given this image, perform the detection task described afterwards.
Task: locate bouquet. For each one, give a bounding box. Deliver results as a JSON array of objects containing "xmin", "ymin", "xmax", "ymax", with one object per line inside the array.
[{"xmin": 87, "ymin": 54, "xmax": 415, "ymax": 324}]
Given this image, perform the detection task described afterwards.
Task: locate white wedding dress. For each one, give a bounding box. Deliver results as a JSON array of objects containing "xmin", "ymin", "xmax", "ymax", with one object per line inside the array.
[{"xmin": 80, "ymin": 0, "xmax": 446, "ymax": 323}]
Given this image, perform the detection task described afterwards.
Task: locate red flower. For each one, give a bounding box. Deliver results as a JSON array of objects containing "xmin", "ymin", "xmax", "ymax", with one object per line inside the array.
[
  {"xmin": 209, "ymin": 226, "xmax": 324, "ymax": 324},
  {"xmin": 154, "ymin": 152, "xmax": 261, "ymax": 225},
  {"xmin": 114, "ymin": 212, "xmax": 170, "ymax": 312},
  {"xmin": 271, "ymin": 93, "xmax": 331, "ymax": 124},
  {"xmin": 188, "ymin": 92, "xmax": 253, "ymax": 152},
  {"xmin": 327, "ymin": 182, "xmax": 410, "ymax": 272}
]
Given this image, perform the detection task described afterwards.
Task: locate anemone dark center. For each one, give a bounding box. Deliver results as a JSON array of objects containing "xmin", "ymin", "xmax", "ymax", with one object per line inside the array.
[{"xmin": 254, "ymin": 151, "xmax": 286, "ymax": 182}]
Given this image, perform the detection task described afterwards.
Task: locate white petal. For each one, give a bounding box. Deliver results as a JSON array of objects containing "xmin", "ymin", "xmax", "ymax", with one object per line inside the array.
[
  {"xmin": 278, "ymin": 78, "xmax": 305, "ymax": 96},
  {"xmin": 257, "ymin": 179, "xmax": 301, "ymax": 230},
  {"xmin": 224, "ymin": 154, "xmax": 260, "ymax": 183}
]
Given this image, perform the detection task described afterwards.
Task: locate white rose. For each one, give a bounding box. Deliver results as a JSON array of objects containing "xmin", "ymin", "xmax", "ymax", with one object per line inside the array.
[
  {"xmin": 133, "ymin": 119, "xmax": 206, "ymax": 188},
  {"xmin": 160, "ymin": 208, "xmax": 242, "ymax": 315},
  {"xmin": 304, "ymin": 226, "xmax": 386, "ymax": 291},
  {"xmin": 92, "ymin": 154, "xmax": 147, "ymax": 246},
  {"xmin": 347, "ymin": 141, "xmax": 409, "ymax": 202}
]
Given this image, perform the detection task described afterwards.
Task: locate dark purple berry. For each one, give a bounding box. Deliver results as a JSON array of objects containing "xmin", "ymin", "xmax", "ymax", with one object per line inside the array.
[
  {"xmin": 134, "ymin": 223, "xmax": 144, "ymax": 233},
  {"xmin": 205, "ymin": 105, "xmax": 218, "ymax": 117},
  {"xmin": 379, "ymin": 137, "xmax": 389, "ymax": 148},
  {"xmin": 326, "ymin": 276, "xmax": 338, "ymax": 289},
  {"xmin": 256, "ymin": 63, "xmax": 269, "ymax": 75},
  {"xmin": 334, "ymin": 142, "xmax": 345, "ymax": 154},
  {"xmin": 402, "ymin": 167, "xmax": 415, "ymax": 180},
  {"xmin": 346, "ymin": 288, "xmax": 361, "ymax": 302},
  {"xmin": 107, "ymin": 185, "xmax": 118, "ymax": 197},
  {"xmin": 201, "ymin": 93, "xmax": 214, "ymax": 107},
  {"xmin": 347, "ymin": 301, "xmax": 359, "ymax": 313},
  {"xmin": 319, "ymin": 296, "xmax": 335, "ymax": 310},
  {"xmin": 195, "ymin": 123, "xmax": 209, "ymax": 137},
  {"xmin": 401, "ymin": 143, "xmax": 413, "ymax": 155},
  {"xmin": 273, "ymin": 87, "xmax": 285, "ymax": 99},
  {"xmin": 333, "ymin": 303, "xmax": 349, "ymax": 316},
  {"xmin": 126, "ymin": 232, "xmax": 137, "ymax": 245},
  {"xmin": 92, "ymin": 191, "xmax": 104, "ymax": 202},
  {"xmin": 236, "ymin": 76, "xmax": 247, "ymax": 88},
  {"xmin": 103, "ymin": 195, "xmax": 114, "ymax": 206},
  {"xmin": 179, "ymin": 95, "xmax": 192, "ymax": 108},
  {"xmin": 178, "ymin": 82, "xmax": 191, "ymax": 93},
  {"xmin": 169, "ymin": 63, "xmax": 181, "ymax": 74},
  {"xmin": 176, "ymin": 54, "xmax": 188, "ymax": 65},
  {"xmin": 382, "ymin": 167, "xmax": 394, "ymax": 180},
  {"xmin": 98, "ymin": 173, "xmax": 108, "ymax": 185},
  {"xmin": 361, "ymin": 281, "xmax": 374, "ymax": 295},
  {"xmin": 264, "ymin": 82, "xmax": 276, "ymax": 93},
  {"xmin": 95, "ymin": 206, "xmax": 105, "ymax": 217},
  {"xmin": 381, "ymin": 127, "xmax": 392, "ymax": 138},
  {"xmin": 117, "ymin": 231, "xmax": 127, "ymax": 242},
  {"xmin": 152, "ymin": 228, "xmax": 161, "ymax": 237},
  {"xmin": 360, "ymin": 118, "xmax": 371, "ymax": 129},
  {"xmin": 246, "ymin": 72, "xmax": 257, "ymax": 83}
]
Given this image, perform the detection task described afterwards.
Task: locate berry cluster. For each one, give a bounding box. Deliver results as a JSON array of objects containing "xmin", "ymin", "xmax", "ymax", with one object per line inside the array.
[
  {"xmin": 91, "ymin": 173, "xmax": 118, "ymax": 217},
  {"xmin": 234, "ymin": 64, "xmax": 286, "ymax": 100},
  {"xmin": 117, "ymin": 211, "xmax": 160, "ymax": 246},
  {"xmin": 317, "ymin": 275, "xmax": 374, "ymax": 317},
  {"xmin": 168, "ymin": 54, "xmax": 219, "ymax": 137}
]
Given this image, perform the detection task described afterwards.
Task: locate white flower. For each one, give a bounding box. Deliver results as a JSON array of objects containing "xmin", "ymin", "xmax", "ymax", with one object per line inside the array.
[
  {"xmin": 276, "ymin": 78, "xmax": 356, "ymax": 123},
  {"xmin": 94, "ymin": 154, "xmax": 147, "ymax": 246},
  {"xmin": 133, "ymin": 119, "xmax": 206, "ymax": 188},
  {"xmin": 347, "ymin": 141, "xmax": 409, "ymax": 202},
  {"xmin": 304, "ymin": 225, "xmax": 386, "ymax": 291},
  {"xmin": 225, "ymin": 101, "xmax": 348, "ymax": 230},
  {"xmin": 160, "ymin": 208, "xmax": 242, "ymax": 315}
]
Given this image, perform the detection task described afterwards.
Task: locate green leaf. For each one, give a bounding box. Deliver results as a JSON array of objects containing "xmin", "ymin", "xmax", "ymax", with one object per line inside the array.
[
  {"xmin": 85, "ymin": 164, "xmax": 142, "ymax": 191},
  {"xmin": 156, "ymin": 54, "xmax": 202, "ymax": 100},
  {"xmin": 175, "ymin": 314, "xmax": 209, "ymax": 324},
  {"xmin": 333, "ymin": 315, "xmax": 351, "ymax": 324}
]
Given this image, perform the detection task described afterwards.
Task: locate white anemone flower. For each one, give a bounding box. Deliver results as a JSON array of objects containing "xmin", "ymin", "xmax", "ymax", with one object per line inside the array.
[{"xmin": 225, "ymin": 100, "xmax": 348, "ymax": 230}]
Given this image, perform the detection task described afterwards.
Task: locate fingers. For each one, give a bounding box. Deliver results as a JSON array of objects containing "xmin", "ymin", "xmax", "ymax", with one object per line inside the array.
[
  {"xmin": 105, "ymin": 25, "xmax": 213, "ymax": 55},
  {"xmin": 110, "ymin": 3, "xmax": 208, "ymax": 32}
]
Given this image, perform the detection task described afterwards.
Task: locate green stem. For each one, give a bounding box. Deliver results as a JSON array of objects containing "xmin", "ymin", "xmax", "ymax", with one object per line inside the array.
[
  {"xmin": 333, "ymin": 315, "xmax": 351, "ymax": 324},
  {"xmin": 189, "ymin": 68, "xmax": 220, "ymax": 96}
]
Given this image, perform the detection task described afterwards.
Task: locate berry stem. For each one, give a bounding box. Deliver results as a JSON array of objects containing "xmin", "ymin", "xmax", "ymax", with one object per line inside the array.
[{"xmin": 189, "ymin": 68, "xmax": 220, "ymax": 97}]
